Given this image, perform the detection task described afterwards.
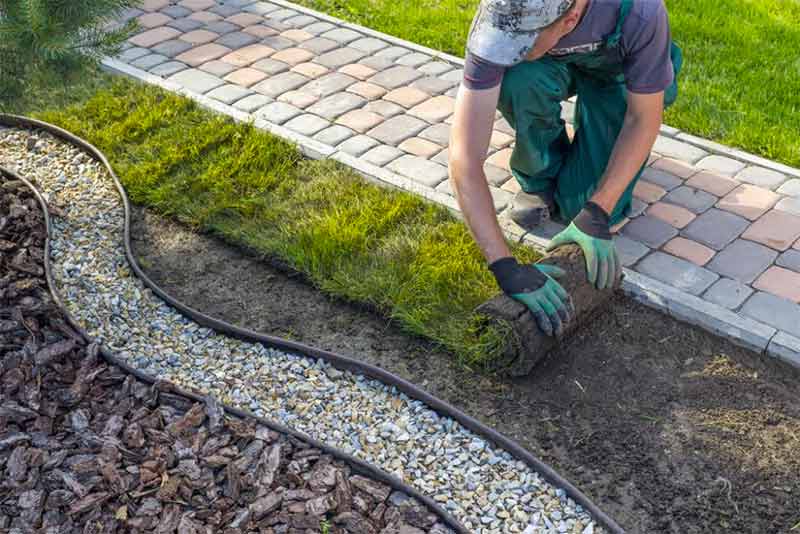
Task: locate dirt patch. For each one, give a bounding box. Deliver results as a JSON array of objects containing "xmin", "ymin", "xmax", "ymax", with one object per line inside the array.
[{"xmin": 131, "ymin": 206, "xmax": 800, "ymax": 534}]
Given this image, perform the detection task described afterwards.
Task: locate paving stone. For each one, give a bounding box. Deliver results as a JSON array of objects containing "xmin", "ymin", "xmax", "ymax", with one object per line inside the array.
[
  {"xmin": 302, "ymin": 21, "xmax": 336, "ymax": 35},
  {"xmin": 776, "ymin": 249, "xmax": 800, "ymax": 272},
  {"xmin": 432, "ymin": 148, "xmax": 448, "ymax": 166},
  {"xmin": 179, "ymin": 0, "xmax": 214, "ymax": 10},
  {"xmin": 302, "ymin": 72, "xmax": 358, "ymax": 98},
  {"xmin": 261, "ymin": 18, "xmax": 291, "ymax": 32},
  {"xmin": 338, "ymin": 63, "xmax": 376, "ymax": 81},
  {"xmin": 306, "ymin": 93, "xmax": 365, "ymax": 120},
  {"xmin": 151, "ymin": 39, "xmax": 193, "ymax": 57},
  {"xmin": 313, "ymin": 125, "xmax": 355, "ymax": 146},
  {"xmin": 222, "ymin": 0, "xmax": 259, "ymax": 6},
  {"xmin": 167, "ymin": 68, "xmax": 225, "ymax": 93},
  {"xmin": 741, "ymin": 292, "xmax": 800, "ymax": 337},
  {"xmin": 490, "ymin": 130, "xmax": 514, "ymax": 149},
  {"xmin": 277, "ymin": 90, "xmax": 319, "ymax": 108},
  {"xmin": 281, "ymin": 29, "xmax": 314, "ymax": 42},
  {"xmin": 735, "ymin": 166, "xmax": 787, "ymax": 190},
  {"xmin": 501, "ymin": 177, "xmax": 523, "ymax": 194},
  {"xmin": 199, "ymin": 59, "xmax": 239, "ymax": 77},
  {"xmin": 283, "ymin": 113, "xmax": 331, "ymax": 136},
  {"xmin": 131, "ymin": 53, "xmax": 169, "ymax": 70},
  {"xmin": 251, "ymin": 71, "xmax": 309, "ymax": 97},
  {"xmin": 398, "ymin": 137, "xmax": 441, "ymax": 158},
  {"xmin": 271, "ymin": 47, "xmax": 315, "ymax": 65},
  {"xmin": 168, "ymin": 17, "xmax": 205, "ymax": 32},
  {"xmin": 284, "ymin": 15, "xmax": 318, "ymax": 27},
  {"xmin": 627, "ymin": 197, "xmax": 648, "ymax": 218},
  {"xmin": 767, "ymin": 332, "xmax": 800, "ymax": 369},
  {"xmin": 291, "ymin": 62, "xmax": 329, "ymax": 78},
  {"xmin": 614, "ymin": 235, "xmax": 650, "ymax": 267},
  {"xmin": 775, "ymin": 197, "xmax": 800, "ymax": 217},
  {"xmin": 663, "ymin": 237, "xmax": 716, "ymax": 266},
  {"xmin": 224, "ymin": 67, "xmax": 268, "ymax": 87},
  {"xmin": 176, "ymin": 43, "xmax": 232, "ymax": 67},
  {"xmin": 251, "ymin": 57, "xmax": 290, "ymax": 75},
  {"xmin": 335, "ymin": 109, "xmax": 384, "ymax": 133},
  {"xmin": 363, "ymin": 100, "xmax": 404, "ymax": 118},
  {"xmin": 418, "ymin": 61, "xmax": 455, "ymax": 76},
  {"xmin": 635, "ymin": 251, "xmax": 719, "ymax": 296},
  {"xmin": 243, "ymin": 1, "xmax": 280, "ymax": 15},
  {"xmin": 494, "ymin": 116, "xmax": 514, "ymax": 135},
  {"xmin": 204, "ymin": 21, "xmax": 240, "ymax": 35},
  {"xmin": 254, "ymin": 101, "xmax": 302, "ymax": 124},
  {"xmin": 409, "ymin": 76, "xmax": 457, "ymax": 95},
  {"xmin": 368, "ymin": 66, "xmax": 423, "ymax": 90},
  {"xmin": 652, "ymin": 136, "xmax": 708, "ymax": 163},
  {"xmin": 662, "ymin": 185, "xmax": 717, "ymax": 214},
  {"xmin": 261, "ymin": 35, "xmax": 295, "ymax": 50},
  {"xmin": 632, "ymin": 180, "xmax": 666, "ymax": 203},
  {"xmin": 706, "ymin": 239, "xmax": 778, "ymax": 283},
  {"xmin": 647, "ymin": 201, "xmax": 696, "ymax": 229},
  {"xmin": 490, "ymin": 187, "xmax": 514, "ymax": 212},
  {"xmin": 120, "ymin": 7, "xmax": 144, "ymax": 21},
  {"xmin": 232, "ymin": 93, "xmax": 273, "ymax": 112},
  {"xmin": 149, "ymin": 60, "xmax": 189, "ymax": 77},
  {"xmin": 130, "ymin": 26, "xmax": 182, "ymax": 47},
  {"xmin": 242, "ymin": 24, "xmax": 278, "ymax": 38},
  {"xmin": 348, "ymin": 37, "xmax": 389, "ymax": 53},
  {"xmin": 206, "ymin": 83, "xmax": 252, "ymax": 104},
  {"xmin": 609, "ymin": 217, "xmax": 629, "ymax": 234},
  {"xmin": 717, "ymin": 184, "xmax": 780, "ymax": 220},
  {"xmin": 641, "ymin": 167, "xmax": 683, "ymax": 191},
  {"xmin": 416, "ymin": 123, "xmax": 451, "ymax": 147},
  {"xmin": 226, "ymin": 12, "xmax": 263, "ymax": 27},
  {"xmin": 359, "ymin": 56, "xmax": 394, "ymax": 72},
  {"xmin": 162, "ymin": 5, "xmax": 192, "ymax": 18},
  {"xmin": 741, "ymin": 209, "xmax": 800, "ymax": 251},
  {"xmin": 484, "ymin": 164, "xmax": 511, "ymax": 187},
  {"xmin": 375, "ymin": 46, "xmax": 411, "ymax": 59},
  {"xmin": 681, "ymin": 208, "xmax": 749, "ymax": 250},
  {"xmin": 137, "ymin": 12, "xmax": 173, "ymax": 28},
  {"xmin": 441, "ymin": 68, "xmax": 464, "ymax": 82},
  {"xmin": 315, "ymin": 47, "xmax": 366, "ymax": 69},
  {"xmin": 117, "ymin": 46, "xmax": 155, "ymax": 62},
  {"xmin": 336, "ymin": 135, "xmax": 380, "ymax": 156},
  {"xmin": 367, "ymin": 115, "xmax": 428, "ymax": 145},
  {"xmin": 777, "ymin": 178, "xmax": 800, "ymax": 197},
  {"xmin": 408, "ymin": 95, "xmax": 456, "ymax": 122},
  {"xmin": 361, "ymin": 145, "xmax": 404, "ymax": 167},
  {"xmin": 187, "ymin": 10, "xmax": 221, "ymax": 23},
  {"xmin": 320, "ymin": 27, "xmax": 363, "ymax": 44},
  {"xmin": 486, "ymin": 148, "xmax": 512, "ymax": 170},
  {"xmin": 685, "ymin": 171, "xmax": 738, "ymax": 197},
  {"xmin": 387, "ymin": 155, "xmax": 448, "ymax": 187},
  {"xmin": 142, "ymin": 0, "xmax": 171, "ymax": 11},
  {"xmin": 180, "ymin": 29, "xmax": 219, "ymax": 45},
  {"xmin": 215, "ymin": 31, "xmax": 259, "ymax": 49},
  {"xmin": 396, "ymin": 52, "xmax": 431, "ymax": 67},
  {"xmin": 695, "ymin": 155, "xmax": 746, "ymax": 176},
  {"xmin": 702, "ymin": 278, "xmax": 754, "ymax": 310},
  {"xmin": 651, "ymin": 157, "xmax": 698, "ymax": 179},
  {"xmin": 383, "ymin": 87, "xmax": 430, "ymax": 109},
  {"xmin": 346, "ymin": 82, "xmax": 386, "ymax": 100},
  {"xmin": 210, "ymin": 4, "xmax": 241, "ymax": 17},
  {"xmin": 753, "ymin": 266, "xmax": 800, "ymax": 302},
  {"xmin": 620, "ymin": 215, "xmax": 678, "ymax": 248},
  {"xmin": 267, "ymin": 8, "xmax": 301, "ymax": 21},
  {"xmin": 298, "ymin": 37, "xmax": 339, "ymax": 54}
]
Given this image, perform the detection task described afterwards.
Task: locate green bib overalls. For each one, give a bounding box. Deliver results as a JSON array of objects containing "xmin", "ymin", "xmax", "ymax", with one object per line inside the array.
[{"xmin": 497, "ymin": 0, "xmax": 683, "ymax": 225}]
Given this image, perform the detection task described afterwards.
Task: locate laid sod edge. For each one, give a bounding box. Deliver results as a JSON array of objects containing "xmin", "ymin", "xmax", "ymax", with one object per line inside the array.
[{"xmin": 25, "ymin": 77, "xmax": 539, "ymax": 368}]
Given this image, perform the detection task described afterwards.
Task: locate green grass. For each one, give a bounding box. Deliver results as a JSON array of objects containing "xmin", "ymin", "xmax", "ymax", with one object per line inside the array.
[
  {"xmin": 294, "ymin": 0, "xmax": 800, "ymax": 168},
  {"xmin": 5, "ymin": 68, "xmax": 537, "ymax": 368}
]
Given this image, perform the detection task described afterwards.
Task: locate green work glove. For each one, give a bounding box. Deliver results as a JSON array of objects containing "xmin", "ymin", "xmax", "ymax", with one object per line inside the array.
[
  {"xmin": 489, "ymin": 257, "xmax": 575, "ymax": 337},
  {"xmin": 546, "ymin": 201, "xmax": 621, "ymax": 290}
]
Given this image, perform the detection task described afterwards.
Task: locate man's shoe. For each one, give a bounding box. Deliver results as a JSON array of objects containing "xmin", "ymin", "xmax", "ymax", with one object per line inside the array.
[{"xmin": 509, "ymin": 191, "xmax": 556, "ymax": 231}]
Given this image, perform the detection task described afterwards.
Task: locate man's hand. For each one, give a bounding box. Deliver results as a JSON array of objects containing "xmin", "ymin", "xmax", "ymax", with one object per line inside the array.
[
  {"xmin": 547, "ymin": 201, "xmax": 621, "ymax": 290},
  {"xmin": 489, "ymin": 257, "xmax": 575, "ymax": 337}
]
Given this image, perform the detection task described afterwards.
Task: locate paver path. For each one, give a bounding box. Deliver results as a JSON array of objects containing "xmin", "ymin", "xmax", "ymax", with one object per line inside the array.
[{"xmin": 109, "ymin": 0, "xmax": 800, "ymax": 366}]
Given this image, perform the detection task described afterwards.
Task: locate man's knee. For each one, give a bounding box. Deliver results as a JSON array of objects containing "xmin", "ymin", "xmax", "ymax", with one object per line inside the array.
[{"xmin": 498, "ymin": 60, "xmax": 571, "ymax": 121}]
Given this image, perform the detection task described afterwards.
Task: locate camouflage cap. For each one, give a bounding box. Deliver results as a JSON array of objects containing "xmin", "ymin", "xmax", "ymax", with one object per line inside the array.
[{"xmin": 467, "ymin": 0, "xmax": 575, "ymax": 66}]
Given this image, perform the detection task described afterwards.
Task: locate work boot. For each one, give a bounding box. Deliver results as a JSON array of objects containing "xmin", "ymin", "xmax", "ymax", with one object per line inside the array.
[{"xmin": 509, "ymin": 190, "xmax": 556, "ymax": 231}]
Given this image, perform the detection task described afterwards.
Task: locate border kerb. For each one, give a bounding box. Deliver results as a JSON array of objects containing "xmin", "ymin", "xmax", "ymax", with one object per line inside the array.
[{"xmin": 767, "ymin": 331, "xmax": 800, "ymax": 368}]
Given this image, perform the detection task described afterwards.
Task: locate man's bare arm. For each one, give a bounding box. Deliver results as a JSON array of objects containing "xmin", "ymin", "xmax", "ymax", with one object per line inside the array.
[{"xmin": 448, "ymin": 83, "xmax": 510, "ymax": 264}]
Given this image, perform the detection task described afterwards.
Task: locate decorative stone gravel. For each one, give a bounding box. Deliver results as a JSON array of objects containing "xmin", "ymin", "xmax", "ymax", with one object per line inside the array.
[{"xmin": 0, "ymin": 125, "xmax": 602, "ymax": 534}]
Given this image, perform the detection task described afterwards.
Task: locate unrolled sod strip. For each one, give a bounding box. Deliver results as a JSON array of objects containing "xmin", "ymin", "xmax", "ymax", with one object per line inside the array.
[{"xmin": 0, "ymin": 124, "xmax": 602, "ymax": 534}]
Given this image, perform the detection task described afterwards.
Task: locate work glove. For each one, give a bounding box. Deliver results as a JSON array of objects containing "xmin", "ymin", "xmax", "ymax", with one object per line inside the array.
[
  {"xmin": 546, "ymin": 201, "xmax": 621, "ymax": 290},
  {"xmin": 489, "ymin": 257, "xmax": 575, "ymax": 337}
]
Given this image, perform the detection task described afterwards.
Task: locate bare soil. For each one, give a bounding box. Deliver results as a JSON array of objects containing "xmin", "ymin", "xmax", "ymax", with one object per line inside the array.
[{"xmin": 130, "ymin": 206, "xmax": 800, "ymax": 534}]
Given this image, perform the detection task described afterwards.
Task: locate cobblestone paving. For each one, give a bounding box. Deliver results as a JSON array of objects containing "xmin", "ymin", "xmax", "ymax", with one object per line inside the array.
[{"xmin": 111, "ymin": 0, "xmax": 800, "ymax": 366}]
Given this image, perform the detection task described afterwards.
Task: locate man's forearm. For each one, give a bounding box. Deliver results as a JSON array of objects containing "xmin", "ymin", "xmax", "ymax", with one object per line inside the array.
[{"xmin": 450, "ymin": 165, "xmax": 512, "ymax": 264}]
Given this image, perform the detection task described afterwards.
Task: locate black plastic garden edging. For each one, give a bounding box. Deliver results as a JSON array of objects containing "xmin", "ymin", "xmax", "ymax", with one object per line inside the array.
[{"xmin": 1, "ymin": 113, "xmax": 627, "ymax": 534}]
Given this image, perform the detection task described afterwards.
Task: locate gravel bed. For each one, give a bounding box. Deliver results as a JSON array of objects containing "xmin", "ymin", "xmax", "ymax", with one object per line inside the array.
[
  {"xmin": 0, "ymin": 179, "xmax": 454, "ymax": 534},
  {"xmin": 0, "ymin": 124, "xmax": 601, "ymax": 534}
]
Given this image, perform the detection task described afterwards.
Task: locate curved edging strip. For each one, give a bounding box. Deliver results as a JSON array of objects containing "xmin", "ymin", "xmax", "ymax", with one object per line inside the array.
[{"xmin": 1, "ymin": 113, "xmax": 626, "ymax": 534}]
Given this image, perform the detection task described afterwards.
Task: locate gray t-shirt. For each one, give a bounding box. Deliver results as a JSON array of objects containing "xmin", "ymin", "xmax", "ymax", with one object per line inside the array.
[{"xmin": 463, "ymin": 0, "xmax": 674, "ymax": 94}]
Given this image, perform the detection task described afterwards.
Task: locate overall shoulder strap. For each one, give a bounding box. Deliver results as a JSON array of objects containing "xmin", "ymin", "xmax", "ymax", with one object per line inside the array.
[{"xmin": 606, "ymin": 0, "xmax": 633, "ymax": 47}]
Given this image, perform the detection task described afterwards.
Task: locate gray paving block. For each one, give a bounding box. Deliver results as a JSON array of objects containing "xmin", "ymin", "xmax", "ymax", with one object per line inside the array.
[
  {"xmin": 652, "ymin": 136, "xmax": 708, "ymax": 163},
  {"xmin": 627, "ymin": 197, "xmax": 648, "ymax": 218},
  {"xmin": 494, "ymin": 116, "xmax": 514, "ymax": 135},
  {"xmin": 261, "ymin": 35, "xmax": 295, "ymax": 51},
  {"xmin": 696, "ymin": 155, "xmax": 746, "ymax": 176},
  {"xmin": 736, "ymin": 166, "xmax": 787, "ymax": 190},
  {"xmin": 119, "ymin": 7, "xmax": 143, "ymax": 22},
  {"xmin": 411, "ymin": 76, "xmax": 457, "ymax": 95},
  {"xmin": 283, "ymin": 113, "xmax": 331, "ymax": 136},
  {"xmin": 775, "ymin": 197, "xmax": 800, "ymax": 217},
  {"xmin": 131, "ymin": 53, "xmax": 169, "ymax": 70},
  {"xmin": 490, "ymin": 187, "xmax": 513, "ymax": 212},
  {"xmin": 301, "ymin": 72, "xmax": 357, "ymax": 98},
  {"xmin": 267, "ymin": 8, "xmax": 300, "ymax": 21},
  {"xmin": 777, "ymin": 178, "xmax": 800, "ymax": 197},
  {"xmin": 168, "ymin": 17, "xmax": 204, "ymax": 32},
  {"xmin": 419, "ymin": 123, "xmax": 451, "ymax": 146},
  {"xmin": 233, "ymin": 93, "xmax": 273, "ymax": 113},
  {"xmin": 306, "ymin": 92, "xmax": 366, "ymax": 120},
  {"xmin": 167, "ymin": 68, "xmax": 225, "ymax": 94},
  {"xmin": 244, "ymin": 1, "xmax": 281, "ymax": 15},
  {"xmin": 641, "ymin": 167, "xmax": 683, "ymax": 191},
  {"xmin": 432, "ymin": 148, "xmax": 449, "ymax": 165},
  {"xmin": 251, "ymin": 71, "xmax": 309, "ymax": 97},
  {"xmin": 222, "ymin": 0, "xmax": 258, "ymax": 6},
  {"xmin": 363, "ymin": 100, "xmax": 404, "ymax": 118},
  {"xmin": 209, "ymin": 4, "xmax": 240, "ymax": 17},
  {"xmin": 635, "ymin": 251, "xmax": 719, "ymax": 295},
  {"xmin": 375, "ymin": 46, "xmax": 411, "ymax": 59},
  {"xmin": 349, "ymin": 37, "xmax": 389, "ymax": 53},
  {"xmin": 251, "ymin": 58, "xmax": 290, "ymax": 75},
  {"xmin": 320, "ymin": 27, "xmax": 363, "ymax": 44},
  {"xmin": 359, "ymin": 56, "xmax": 394, "ymax": 72},
  {"xmin": 262, "ymin": 18, "xmax": 291, "ymax": 32},
  {"xmin": 441, "ymin": 68, "xmax": 464, "ymax": 82},
  {"xmin": 162, "ymin": 6, "xmax": 191, "ymax": 17},
  {"xmin": 204, "ymin": 21, "xmax": 239, "ymax": 35},
  {"xmin": 313, "ymin": 125, "xmax": 355, "ymax": 146},
  {"xmin": 681, "ymin": 208, "xmax": 749, "ymax": 251},
  {"xmin": 484, "ymin": 164, "xmax": 511, "ymax": 187},
  {"xmin": 387, "ymin": 155, "xmax": 448, "ymax": 187},
  {"xmin": 253, "ymin": 101, "xmax": 302, "ymax": 125},
  {"xmin": 362, "ymin": 145, "xmax": 404, "ymax": 167},
  {"xmin": 620, "ymin": 215, "xmax": 678, "ymax": 248},
  {"xmin": 336, "ymin": 135, "xmax": 380, "ymax": 156},
  {"xmin": 706, "ymin": 239, "xmax": 778, "ymax": 283},
  {"xmin": 199, "ymin": 60, "xmax": 238, "ymax": 77},
  {"xmin": 613, "ymin": 235, "xmax": 650, "ymax": 267},
  {"xmin": 418, "ymin": 61, "xmax": 454, "ymax": 76},
  {"xmin": 206, "ymin": 83, "xmax": 253, "ymax": 105},
  {"xmin": 315, "ymin": 47, "xmax": 366, "ymax": 69},
  {"xmin": 367, "ymin": 115, "xmax": 428, "ymax": 145},
  {"xmin": 767, "ymin": 331, "xmax": 800, "ymax": 369},
  {"xmin": 302, "ymin": 21, "xmax": 336, "ymax": 35},
  {"xmin": 776, "ymin": 249, "xmax": 800, "ymax": 272},
  {"xmin": 396, "ymin": 52, "xmax": 431, "ymax": 68},
  {"xmin": 702, "ymin": 278, "xmax": 754, "ymax": 310},
  {"xmin": 215, "ymin": 31, "xmax": 259, "ymax": 49},
  {"xmin": 368, "ymin": 66, "xmax": 423, "ymax": 90},
  {"xmin": 284, "ymin": 15, "xmax": 318, "ymax": 27},
  {"xmin": 117, "ymin": 46, "xmax": 150, "ymax": 63},
  {"xmin": 741, "ymin": 292, "xmax": 800, "ymax": 338},
  {"xmin": 149, "ymin": 60, "xmax": 189, "ymax": 77},
  {"xmin": 151, "ymin": 39, "xmax": 193, "ymax": 58},
  {"xmin": 299, "ymin": 37, "xmax": 339, "ymax": 54},
  {"xmin": 662, "ymin": 185, "xmax": 717, "ymax": 214}
]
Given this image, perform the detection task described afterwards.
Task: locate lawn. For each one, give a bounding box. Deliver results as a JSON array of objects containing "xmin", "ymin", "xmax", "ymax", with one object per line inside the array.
[{"xmin": 295, "ymin": 0, "xmax": 800, "ymax": 168}]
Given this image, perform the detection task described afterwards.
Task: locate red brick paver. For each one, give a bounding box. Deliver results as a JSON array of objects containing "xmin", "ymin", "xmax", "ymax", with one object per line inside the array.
[
  {"xmin": 685, "ymin": 171, "xmax": 738, "ymax": 197},
  {"xmin": 130, "ymin": 26, "xmax": 181, "ymax": 48},
  {"xmin": 647, "ymin": 201, "xmax": 696, "ymax": 229},
  {"xmin": 663, "ymin": 237, "xmax": 716, "ymax": 266},
  {"xmin": 742, "ymin": 210, "xmax": 800, "ymax": 251},
  {"xmin": 176, "ymin": 43, "xmax": 232, "ymax": 67},
  {"xmin": 633, "ymin": 181, "xmax": 666, "ymax": 203},
  {"xmin": 753, "ymin": 266, "xmax": 800, "ymax": 302},
  {"xmin": 717, "ymin": 184, "xmax": 781, "ymax": 221}
]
